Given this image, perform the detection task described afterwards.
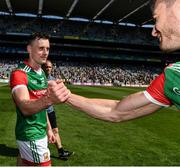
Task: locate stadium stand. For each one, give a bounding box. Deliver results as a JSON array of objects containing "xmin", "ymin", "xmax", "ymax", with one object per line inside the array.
[
  {"xmin": 0, "ymin": 0, "xmax": 179, "ymax": 86},
  {"xmin": 54, "ymin": 61, "xmax": 161, "ymax": 86},
  {"xmin": 0, "ymin": 16, "xmax": 157, "ymax": 45},
  {"xmin": 0, "ymin": 14, "xmax": 178, "ymax": 86}
]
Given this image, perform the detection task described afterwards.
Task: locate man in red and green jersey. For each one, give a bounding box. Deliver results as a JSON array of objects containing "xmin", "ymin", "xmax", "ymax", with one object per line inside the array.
[
  {"xmin": 10, "ymin": 32, "xmax": 70, "ymax": 166},
  {"xmin": 11, "ymin": 60, "xmax": 48, "ymax": 141},
  {"xmin": 58, "ymin": 0, "xmax": 180, "ymax": 123}
]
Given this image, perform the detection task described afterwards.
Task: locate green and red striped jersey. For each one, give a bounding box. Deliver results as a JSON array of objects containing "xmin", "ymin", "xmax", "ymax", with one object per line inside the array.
[
  {"xmin": 10, "ymin": 60, "xmax": 48, "ymax": 141},
  {"xmin": 144, "ymin": 62, "xmax": 180, "ymax": 109}
]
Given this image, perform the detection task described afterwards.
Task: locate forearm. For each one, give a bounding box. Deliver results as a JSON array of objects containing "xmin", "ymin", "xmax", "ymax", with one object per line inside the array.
[
  {"xmin": 46, "ymin": 112, "xmax": 56, "ymax": 143},
  {"xmin": 46, "ymin": 113, "xmax": 52, "ymax": 131},
  {"xmin": 66, "ymin": 92, "xmax": 161, "ymax": 122},
  {"xmin": 12, "ymin": 80, "xmax": 70, "ymax": 116},
  {"xmin": 15, "ymin": 95, "xmax": 52, "ymax": 116},
  {"xmin": 66, "ymin": 93, "xmax": 119, "ymax": 121},
  {"xmin": 112, "ymin": 103, "xmax": 161, "ymax": 122}
]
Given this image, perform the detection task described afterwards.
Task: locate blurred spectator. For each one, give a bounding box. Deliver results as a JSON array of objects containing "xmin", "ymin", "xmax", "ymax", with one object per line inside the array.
[
  {"xmin": 54, "ymin": 60, "xmax": 161, "ymax": 86},
  {"xmin": 0, "ymin": 58, "xmax": 161, "ymax": 86}
]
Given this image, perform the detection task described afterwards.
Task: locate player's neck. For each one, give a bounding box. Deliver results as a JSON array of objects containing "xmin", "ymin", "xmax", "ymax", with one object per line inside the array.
[{"xmin": 27, "ymin": 59, "xmax": 41, "ymax": 71}]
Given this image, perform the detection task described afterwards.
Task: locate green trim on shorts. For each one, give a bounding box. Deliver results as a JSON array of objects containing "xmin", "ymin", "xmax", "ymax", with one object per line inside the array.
[{"xmin": 30, "ymin": 141, "xmax": 40, "ymax": 163}]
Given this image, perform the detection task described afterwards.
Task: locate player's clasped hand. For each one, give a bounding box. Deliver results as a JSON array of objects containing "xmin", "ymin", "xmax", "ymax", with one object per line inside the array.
[{"xmin": 47, "ymin": 80, "xmax": 70, "ymax": 104}]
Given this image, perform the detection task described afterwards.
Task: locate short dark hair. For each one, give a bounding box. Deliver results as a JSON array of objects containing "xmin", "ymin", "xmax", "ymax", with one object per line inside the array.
[{"xmin": 28, "ymin": 32, "xmax": 50, "ymax": 45}]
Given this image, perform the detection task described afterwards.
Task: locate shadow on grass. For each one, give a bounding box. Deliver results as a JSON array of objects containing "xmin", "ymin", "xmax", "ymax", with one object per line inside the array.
[
  {"xmin": 51, "ymin": 155, "xmax": 69, "ymax": 162},
  {"xmin": 50, "ymin": 155, "xmax": 62, "ymax": 160},
  {"xmin": 0, "ymin": 144, "xmax": 18, "ymax": 157}
]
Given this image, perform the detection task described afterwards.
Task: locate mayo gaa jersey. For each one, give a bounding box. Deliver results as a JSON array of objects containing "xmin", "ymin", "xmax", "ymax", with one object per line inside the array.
[
  {"xmin": 10, "ymin": 61, "xmax": 48, "ymax": 141},
  {"xmin": 144, "ymin": 62, "xmax": 180, "ymax": 109}
]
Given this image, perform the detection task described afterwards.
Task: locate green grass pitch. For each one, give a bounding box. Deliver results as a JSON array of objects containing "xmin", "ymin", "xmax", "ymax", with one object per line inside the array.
[{"xmin": 0, "ymin": 84, "xmax": 180, "ymax": 166}]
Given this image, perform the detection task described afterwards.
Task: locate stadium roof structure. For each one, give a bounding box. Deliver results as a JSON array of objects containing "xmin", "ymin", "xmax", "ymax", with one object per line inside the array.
[{"xmin": 0, "ymin": 0, "xmax": 153, "ymax": 26}]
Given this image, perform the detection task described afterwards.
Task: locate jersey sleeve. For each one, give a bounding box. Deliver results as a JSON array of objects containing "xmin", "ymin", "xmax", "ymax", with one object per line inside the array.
[
  {"xmin": 144, "ymin": 73, "xmax": 172, "ymax": 107},
  {"xmin": 10, "ymin": 70, "xmax": 28, "ymax": 90}
]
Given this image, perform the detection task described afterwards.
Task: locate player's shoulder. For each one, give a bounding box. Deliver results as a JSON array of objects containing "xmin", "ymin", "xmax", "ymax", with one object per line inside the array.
[
  {"xmin": 16, "ymin": 62, "xmax": 32, "ymax": 73},
  {"xmin": 11, "ymin": 63, "xmax": 27, "ymax": 78},
  {"xmin": 165, "ymin": 62, "xmax": 180, "ymax": 72},
  {"xmin": 11, "ymin": 63, "xmax": 26, "ymax": 74},
  {"xmin": 10, "ymin": 70, "xmax": 27, "ymax": 83}
]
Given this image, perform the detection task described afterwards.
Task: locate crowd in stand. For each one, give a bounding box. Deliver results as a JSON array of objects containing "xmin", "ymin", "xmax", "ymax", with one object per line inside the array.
[
  {"xmin": 0, "ymin": 13, "xmax": 161, "ymax": 86},
  {"xmin": 0, "ymin": 59, "xmax": 161, "ymax": 86},
  {"xmin": 54, "ymin": 61, "xmax": 161, "ymax": 86},
  {"xmin": 0, "ymin": 59, "xmax": 19, "ymax": 79},
  {"xmin": 0, "ymin": 15, "xmax": 157, "ymax": 46},
  {"xmin": 0, "ymin": 14, "xmax": 161, "ymax": 84}
]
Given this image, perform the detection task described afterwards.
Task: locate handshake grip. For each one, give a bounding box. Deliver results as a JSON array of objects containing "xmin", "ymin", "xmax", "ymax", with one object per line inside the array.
[
  {"xmin": 48, "ymin": 80, "xmax": 58, "ymax": 87},
  {"xmin": 46, "ymin": 80, "xmax": 70, "ymax": 104}
]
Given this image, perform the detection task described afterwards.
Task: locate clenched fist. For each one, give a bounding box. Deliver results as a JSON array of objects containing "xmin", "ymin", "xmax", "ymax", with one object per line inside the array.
[{"xmin": 47, "ymin": 80, "xmax": 71, "ymax": 104}]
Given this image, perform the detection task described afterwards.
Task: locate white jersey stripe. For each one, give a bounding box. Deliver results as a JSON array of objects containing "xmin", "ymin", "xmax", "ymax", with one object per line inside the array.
[
  {"xmin": 23, "ymin": 65, "xmax": 31, "ymax": 73},
  {"xmin": 143, "ymin": 91, "xmax": 169, "ymax": 107},
  {"xmin": 12, "ymin": 84, "xmax": 27, "ymax": 94}
]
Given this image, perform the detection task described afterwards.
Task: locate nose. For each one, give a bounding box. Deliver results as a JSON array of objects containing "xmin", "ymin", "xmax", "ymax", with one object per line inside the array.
[
  {"xmin": 151, "ymin": 26, "xmax": 158, "ymax": 37},
  {"xmin": 43, "ymin": 48, "xmax": 49, "ymax": 55}
]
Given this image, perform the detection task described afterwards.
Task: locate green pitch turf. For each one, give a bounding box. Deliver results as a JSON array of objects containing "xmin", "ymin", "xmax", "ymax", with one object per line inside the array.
[{"xmin": 0, "ymin": 84, "xmax": 179, "ymax": 166}]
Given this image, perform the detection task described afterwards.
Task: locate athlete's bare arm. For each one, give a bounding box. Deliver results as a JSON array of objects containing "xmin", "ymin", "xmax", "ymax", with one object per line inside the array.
[
  {"xmin": 46, "ymin": 113, "xmax": 56, "ymax": 143},
  {"xmin": 12, "ymin": 80, "xmax": 69, "ymax": 116},
  {"xmin": 67, "ymin": 91, "xmax": 161, "ymax": 122}
]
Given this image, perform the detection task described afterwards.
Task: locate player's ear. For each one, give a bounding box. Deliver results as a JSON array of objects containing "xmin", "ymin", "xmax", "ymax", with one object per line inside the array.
[{"xmin": 27, "ymin": 45, "xmax": 31, "ymax": 55}]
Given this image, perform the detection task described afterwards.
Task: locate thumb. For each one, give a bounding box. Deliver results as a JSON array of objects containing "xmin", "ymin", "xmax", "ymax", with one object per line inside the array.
[
  {"xmin": 48, "ymin": 80, "xmax": 57, "ymax": 87},
  {"xmin": 56, "ymin": 79, "xmax": 63, "ymax": 84}
]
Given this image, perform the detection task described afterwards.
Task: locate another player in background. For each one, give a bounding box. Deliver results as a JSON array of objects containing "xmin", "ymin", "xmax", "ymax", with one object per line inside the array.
[
  {"xmin": 42, "ymin": 60, "xmax": 73, "ymax": 160},
  {"xmin": 10, "ymin": 32, "xmax": 70, "ymax": 166}
]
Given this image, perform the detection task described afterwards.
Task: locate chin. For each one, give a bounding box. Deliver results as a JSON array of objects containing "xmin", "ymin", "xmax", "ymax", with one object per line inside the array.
[
  {"xmin": 160, "ymin": 43, "xmax": 174, "ymax": 53},
  {"xmin": 161, "ymin": 47, "xmax": 176, "ymax": 53},
  {"xmin": 41, "ymin": 60, "xmax": 47, "ymax": 64}
]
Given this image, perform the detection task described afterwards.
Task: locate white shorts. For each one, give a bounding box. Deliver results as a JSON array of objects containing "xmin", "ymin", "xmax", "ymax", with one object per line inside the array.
[{"xmin": 17, "ymin": 136, "xmax": 51, "ymax": 165}]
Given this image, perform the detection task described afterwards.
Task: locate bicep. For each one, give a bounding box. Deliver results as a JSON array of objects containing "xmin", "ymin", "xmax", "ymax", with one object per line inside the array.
[
  {"xmin": 12, "ymin": 86, "xmax": 30, "ymax": 108},
  {"xmin": 111, "ymin": 91, "xmax": 162, "ymax": 122},
  {"xmin": 119, "ymin": 103, "xmax": 161, "ymax": 122},
  {"xmin": 10, "ymin": 69, "xmax": 29, "ymax": 108}
]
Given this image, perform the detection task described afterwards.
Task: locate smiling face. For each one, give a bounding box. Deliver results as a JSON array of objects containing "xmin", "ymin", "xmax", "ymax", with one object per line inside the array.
[
  {"xmin": 27, "ymin": 38, "xmax": 50, "ymax": 69},
  {"xmin": 152, "ymin": 0, "xmax": 180, "ymax": 52}
]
